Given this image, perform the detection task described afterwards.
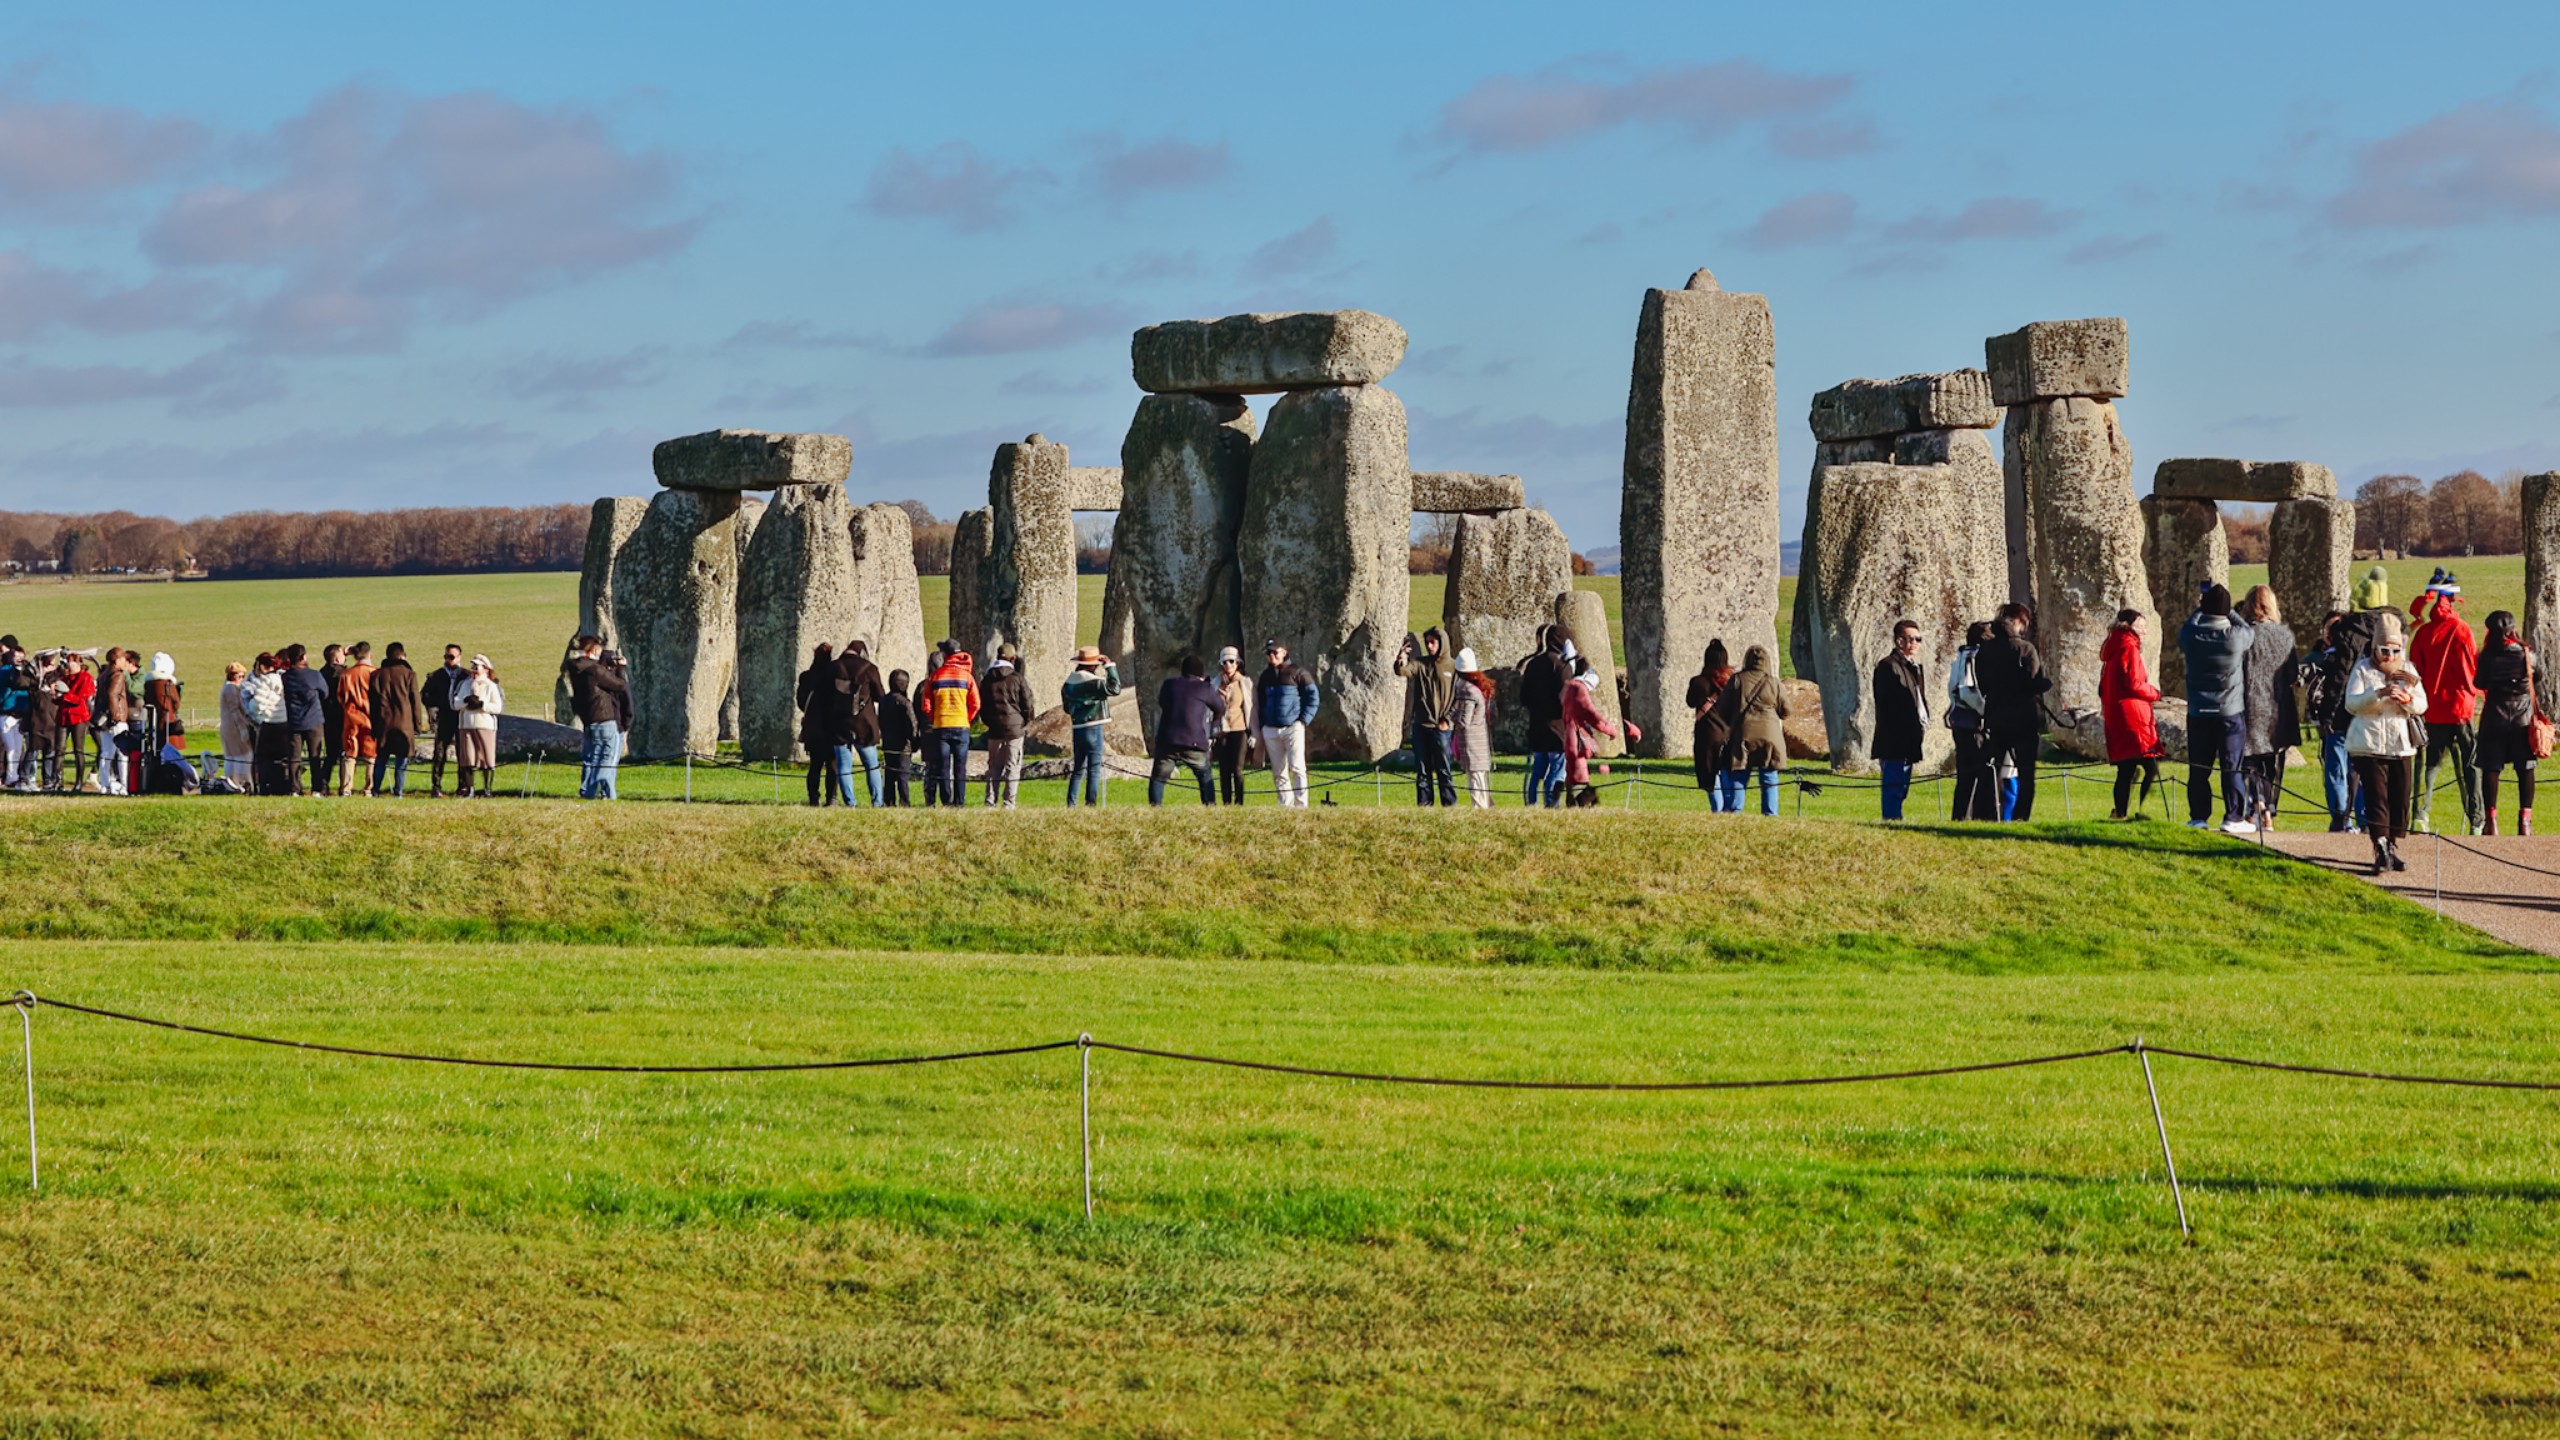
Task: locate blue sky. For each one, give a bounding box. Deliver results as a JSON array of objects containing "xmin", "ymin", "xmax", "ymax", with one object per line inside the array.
[{"xmin": 0, "ymin": 0, "xmax": 2555, "ymax": 551}]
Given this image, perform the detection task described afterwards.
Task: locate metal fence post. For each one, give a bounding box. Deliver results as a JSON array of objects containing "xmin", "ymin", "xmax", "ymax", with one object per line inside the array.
[
  {"xmin": 1078, "ymin": 1033, "xmax": 1094, "ymax": 1220},
  {"xmin": 684, "ymin": 752, "xmax": 693, "ymax": 803},
  {"xmin": 11, "ymin": 993, "xmax": 33, "ymax": 1193},
  {"xmin": 2134, "ymin": 1038, "xmax": 2190, "ymax": 1241}
]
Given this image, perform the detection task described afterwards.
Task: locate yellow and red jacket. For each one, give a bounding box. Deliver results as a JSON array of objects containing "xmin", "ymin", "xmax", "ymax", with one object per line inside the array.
[{"xmin": 919, "ymin": 653, "xmax": 980, "ymax": 730}]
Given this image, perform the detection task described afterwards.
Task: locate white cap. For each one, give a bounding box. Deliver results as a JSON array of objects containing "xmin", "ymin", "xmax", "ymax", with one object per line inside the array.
[{"xmin": 1454, "ymin": 647, "xmax": 1478, "ymax": 671}]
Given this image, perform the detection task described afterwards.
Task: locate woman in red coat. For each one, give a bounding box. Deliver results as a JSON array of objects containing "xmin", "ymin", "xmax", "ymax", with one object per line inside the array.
[{"xmin": 2098, "ymin": 608, "xmax": 2163, "ymax": 819}]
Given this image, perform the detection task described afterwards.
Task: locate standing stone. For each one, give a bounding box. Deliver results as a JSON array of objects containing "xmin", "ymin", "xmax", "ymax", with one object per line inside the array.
[
  {"xmin": 1237, "ymin": 384, "xmax": 1412, "ymax": 760},
  {"xmin": 1555, "ymin": 588, "xmax": 1626, "ymax": 759},
  {"xmin": 1794, "ymin": 431, "xmax": 2006, "ymax": 773},
  {"xmin": 555, "ymin": 496, "xmax": 647, "ymax": 723},
  {"xmin": 1097, "ymin": 533, "xmax": 1137, "ymax": 662},
  {"xmin": 1132, "ymin": 311, "xmax": 1408, "ymax": 394},
  {"xmin": 612, "ymin": 487, "xmax": 747, "ymax": 759},
  {"xmin": 1117, "ymin": 392, "xmax": 1258, "ymax": 735},
  {"xmin": 850, "ymin": 502, "xmax": 929, "ymax": 688},
  {"xmin": 718, "ymin": 496, "xmax": 764, "ymax": 745},
  {"xmin": 948, "ymin": 507, "xmax": 991, "ymax": 655},
  {"xmin": 2005, "ymin": 397, "xmax": 2147, "ymax": 712},
  {"xmin": 1620, "ymin": 270, "xmax": 1780, "ymax": 758},
  {"xmin": 2140, "ymin": 494, "xmax": 2227, "ymax": 698},
  {"xmin": 1443, "ymin": 507, "xmax": 1573, "ymax": 752},
  {"xmin": 984, "ymin": 435, "xmax": 1080, "ymax": 705},
  {"xmin": 2527, "ymin": 475, "xmax": 2560, "ymax": 716},
  {"xmin": 1065, "ymin": 467, "xmax": 1124, "ymax": 510},
  {"xmin": 2267, "ymin": 495, "xmax": 2355, "ymax": 669},
  {"xmin": 737, "ymin": 485, "xmax": 859, "ymax": 762}
]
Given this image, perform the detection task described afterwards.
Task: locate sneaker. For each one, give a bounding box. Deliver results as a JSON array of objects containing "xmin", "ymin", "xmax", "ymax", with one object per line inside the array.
[
  {"xmin": 2186, "ymin": 820, "xmax": 2212, "ymax": 830},
  {"xmin": 2223, "ymin": 819, "xmax": 2260, "ymax": 836}
]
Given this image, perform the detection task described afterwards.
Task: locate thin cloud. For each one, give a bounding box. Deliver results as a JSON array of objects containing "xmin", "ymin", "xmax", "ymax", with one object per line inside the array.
[
  {"xmin": 1244, "ymin": 215, "xmax": 1337, "ymax": 275},
  {"xmin": 1892, "ymin": 196, "xmax": 2075, "ymax": 242},
  {"xmin": 859, "ymin": 141, "xmax": 1053, "ymax": 233},
  {"xmin": 0, "ymin": 353, "xmax": 277, "ymax": 409},
  {"xmin": 495, "ymin": 346, "xmax": 668, "ymax": 412},
  {"xmin": 1102, "ymin": 250, "xmax": 1202, "ymax": 283},
  {"xmin": 917, "ymin": 299, "xmax": 1127, "ymax": 357},
  {"xmin": 2328, "ymin": 100, "xmax": 2560, "ymax": 228},
  {"xmin": 1769, "ymin": 116, "xmax": 1881, "ymax": 159},
  {"xmin": 1572, "ymin": 221, "xmax": 1622, "ymax": 246},
  {"xmin": 1430, "ymin": 57, "xmax": 1852, "ymax": 160},
  {"xmin": 1078, "ymin": 135, "xmax": 1230, "ymax": 203},
  {"xmin": 0, "ymin": 252, "xmax": 221, "ymax": 340},
  {"xmin": 0, "ymin": 93, "xmax": 207, "ymax": 208},
  {"xmin": 1002, "ymin": 368, "xmax": 1112, "ymax": 397},
  {"xmin": 720, "ymin": 319, "xmax": 885, "ymax": 351},
  {"xmin": 2065, "ymin": 232, "xmax": 2165, "ymax": 264},
  {"xmin": 1742, "ymin": 190, "xmax": 1856, "ymax": 250}
]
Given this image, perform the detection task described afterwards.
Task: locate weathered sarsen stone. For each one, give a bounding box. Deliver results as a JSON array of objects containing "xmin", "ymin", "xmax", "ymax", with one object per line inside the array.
[
  {"xmin": 1132, "ymin": 311, "xmax": 1407, "ymax": 394},
  {"xmin": 2140, "ymin": 494, "xmax": 2227, "ymax": 698},
  {"xmin": 1808, "ymin": 370, "xmax": 1997, "ymax": 442},
  {"xmin": 736, "ymin": 485, "xmax": 860, "ymax": 762},
  {"xmin": 2528, "ymin": 474, "xmax": 2560, "ymax": 716},
  {"xmin": 1620, "ymin": 270, "xmax": 1780, "ymax": 758},
  {"xmin": 1793, "ymin": 430, "xmax": 2005, "ymax": 773},
  {"xmin": 948, "ymin": 508, "xmax": 991, "ymax": 654},
  {"xmin": 1237, "ymin": 384, "xmax": 1413, "ymax": 760},
  {"xmin": 1410, "ymin": 471, "xmax": 1526, "ymax": 514},
  {"xmin": 1442, "ymin": 507, "xmax": 1572, "ymax": 752},
  {"xmin": 1555, "ymin": 588, "xmax": 1626, "ymax": 760},
  {"xmin": 984, "ymin": 434, "xmax": 1080, "ymax": 705},
  {"xmin": 850, "ymin": 501, "xmax": 929, "ymax": 688},
  {"xmin": 2006, "ymin": 396, "xmax": 2147, "ymax": 712},
  {"xmin": 718, "ymin": 495, "xmax": 763, "ymax": 744},
  {"xmin": 2154, "ymin": 457, "xmax": 2336, "ymax": 503},
  {"xmin": 1986, "ymin": 318, "xmax": 2128, "ymax": 406},
  {"xmin": 651, "ymin": 430, "xmax": 852, "ymax": 490},
  {"xmin": 612, "ymin": 487, "xmax": 748, "ymax": 759},
  {"xmin": 1097, "ymin": 532, "xmax": 1137, "ymax": 666},
  {"xmin": 1066, "ymin": 467, "xmax": 1123, "ymax": 510},
  {"xmin": 2268, "ymin": 495, "xmax": 2354, "ymax": 659},
  {"xmin": 555, "ymin": 496, "xmax": 647, "ymax": 723},
  {"xmin": 1117, "ymin": 392, "xmax": 1257, "ymax": 735}
]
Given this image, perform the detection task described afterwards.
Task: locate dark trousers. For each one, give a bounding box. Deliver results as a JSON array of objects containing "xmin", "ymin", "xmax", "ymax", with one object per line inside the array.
[
  {"xmin": 2186, "ymin": 714, "xmax": 2247, "ymax": 824},
  {"xmin": 2353, "ymin": 754, "xmax": 2412, "ymax": 840},
  {"xmin": 253, "ymin": 721, "xmax": 296, "ymax": 796},
  {"xmin": 2113, "ymin": 758, "xmax": 2159, "ymax": 816},
  {"xmin": 1212, "ymin": 731, "xmax": 1248, "ymax": 804},
  {"xmin": 806, "ymin": 752, "xmax": 842, "ymax": 806},
  {"xmin": 295, "ymin": 728, "xmax": 326, "ymax": 795},
  {"xmin": 1987, "ymin": 722, "xmax": 2039, "ymax": 821},
  {"xmin": 2419, "ymin": 721, "xmax": 2480, "ymax": 831},
  {"xmin": 57, "ymin": 729, "xmax": 87, "ymax": 790},
  {"xmin": 2482, "ymin": 761, "xmax": 2537, "ymax": 812},
  {"xmin": 1950, "ymin": 727, "xmax": 1998, "ymax": 820},
  {"xmin": 1148, "ymin": 747, "xmax": 1213, "ymax": 805},
  {"xmin": 924, "ymin": 728, "xmax": 968, "ymax": 805},
  {"xmin": 1412, "ymin": 727, "xmax": 1456, "ymax": 806},
  {"xmin": 431, "ymin": 720, "xmax": 461, "ymax": 794},
  {"xmin": 880, "ymin": 750, "xmax": 912, "ymax": 807}
]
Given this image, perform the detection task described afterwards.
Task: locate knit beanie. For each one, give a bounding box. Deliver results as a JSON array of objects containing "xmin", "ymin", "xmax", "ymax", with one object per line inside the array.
[{"xmin": 2202, "ymin": 584, "xmax": 2232, "ymax": 618}]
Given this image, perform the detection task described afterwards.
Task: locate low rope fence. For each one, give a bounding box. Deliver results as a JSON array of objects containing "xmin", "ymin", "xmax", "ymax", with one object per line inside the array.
[{"xmin": 15, "ymin": 990, "xmax": 2560, "ymax": 1240}]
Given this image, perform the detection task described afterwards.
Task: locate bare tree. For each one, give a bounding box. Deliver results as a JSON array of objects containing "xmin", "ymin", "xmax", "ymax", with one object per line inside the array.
[{"xmin": 2355, "ymin": 474, "xmax": 2428, "ymax": 556}]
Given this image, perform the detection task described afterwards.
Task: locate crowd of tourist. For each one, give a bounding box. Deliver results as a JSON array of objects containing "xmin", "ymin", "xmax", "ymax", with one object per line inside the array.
[{"xmin": 4, "ymin": 570, "xmax": 2544, "ymax": 846}]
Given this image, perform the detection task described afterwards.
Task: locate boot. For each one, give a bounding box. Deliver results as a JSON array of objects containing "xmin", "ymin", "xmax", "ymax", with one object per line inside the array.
[
  {"xmin": 2387, "ymin": 838, "xmax": 2409, "ymax": 873},
  {"xmin": 2371, "ymin": 837, "xmax": 2389, "ymax": 874},
  {"xmin": 2484, "ymin": 809, "xmax": 2498, "ymax": 836},
  {"xmin": 2522, "ymin": 809, "xmax": 2535, "ymax": 837}
]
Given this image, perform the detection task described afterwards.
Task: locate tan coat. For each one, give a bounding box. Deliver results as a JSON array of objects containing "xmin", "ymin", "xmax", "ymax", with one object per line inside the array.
[{"xmin": 1716, "ymin": 651, "xmax": 1791, "ymax": 771}]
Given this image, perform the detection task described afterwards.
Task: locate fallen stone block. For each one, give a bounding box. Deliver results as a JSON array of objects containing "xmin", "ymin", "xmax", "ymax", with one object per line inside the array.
[
  {"xmin": 1410, "ymin": 471, "xmax": 1527, "ymax": 513},
  {"xmin": 1985, "ymin": 318, "xmax": 2128, "ymax": 406},
  {"xmin": 1132, "ymin": 311, "xmax": 1407, "ymax": 394},
  {"xmin": 651, "ymin": 430, "xmax": 852, "ymax": 490},
  {"xmin": 1808, "ymin": 370, "xmax": 1997, "ymax": 442}
]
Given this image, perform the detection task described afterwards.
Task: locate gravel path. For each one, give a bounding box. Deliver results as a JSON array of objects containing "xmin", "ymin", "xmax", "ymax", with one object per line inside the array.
[{"xmin": 2263, "ymin": 829, "xmax": 2560, "ymax": 957}]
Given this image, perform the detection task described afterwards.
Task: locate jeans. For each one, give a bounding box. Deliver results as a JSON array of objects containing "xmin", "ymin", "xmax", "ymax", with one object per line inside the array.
[
  {"xmin": 1988, "ymin": 722, "xmax": 2038, "ymax": 821},
  {"xmin": 2186, "ymin": 713, "xmax": 2247, "ymax": 825},
  {"xmin": 2417, "ymin": 720, "xmax": 2480, "ymax": 832},
  {"xmin": 1751, "ymin": 766, "xmax": 1781, "ymax": 816},
  {"xmin": 1879, "ymin": 759, "xmax": 1913, "ymax": 820},
  {"xmin": 850, "ymin": 744, "xmax": 881, "ymax": 806},
  {"xmin": 1715, "ymin": 771, "xmax": 1744, "ymax": 812},
  {"xmin": 1068, "ymin": 724, "xmax": 1107, "ymax": 806},
  {"xmin": 983, "ymin": 737, "xmax": 1022, "ymax": 808},
  {"xmin": 2321, "ymin": 731, "xmax": 2354, "ymax": 829},
  {"xmin": 581, "ymin": 720, "xmax": 620, "ymax": 800},
  {"xmin": 372, "ymin": 752, "xmax": 411, "ymax": 797},
  {"xmin": 925, "ymin": 727, "xmax": 969, "ymax": 806},
  {"xmin": 294, "ymin": 728, "xmax": 327, "ymax": 795},
  {"xmin": 1148, "ymin": 747, "xmax": 1212, "ymax": 805},
  {"xmin": 1412, "ymin": 727, "xmax": 1456, "ymax": 806},
  {"xmin": 1263, "ymin": 723, "xmax": 1309, "ymax": 807},
  {"xmin": 1527, "ymin": 749, "xmax": 1567, "ymax": 808}
]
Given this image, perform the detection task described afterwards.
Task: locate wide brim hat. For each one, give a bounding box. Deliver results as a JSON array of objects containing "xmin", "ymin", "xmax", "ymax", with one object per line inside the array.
[{"xmin": 1072, "ymin": 646, "xmax": 1106, "ymax": 664}]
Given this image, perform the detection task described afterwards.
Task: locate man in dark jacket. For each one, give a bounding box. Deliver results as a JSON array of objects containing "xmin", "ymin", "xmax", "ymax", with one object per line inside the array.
[
  {"xmin": 319, "ymin": 643, "xmax": 349, "ymax": 794},
  {"xmin": 422, "ymin": 643, "xmax": 468, "ymax": 797},
  {"xmin": 1516, "ymin": 625, "xmax": 1570, "ymax": 807},
  {"xmin": 832, "ymin": 639, "xmax": 887, "ymax": 806},
  {"xmin": 1255, "ymin": 640, "xmax": 1320, "ymax": 808},
  {"xmin": 564, "ymin": 634, "xmax": 627, "ymax": 801},
  {"xmin": 1149, "ymin": 654, "xmax": 1223, "ymax": 806},
  {"xmin": 369, "ymin": 643, "xmax": 427, "ymax": 797},
  {"xmin": 279, "ymin": 643, "xmax": 331, "ymax": 797},
  {"xmin": 977, "ymin": 644, "xmax": 1036, "ymax": 809},
  {"xmin": 1869, "ymin": 619, "xmax": 1930, "ymax": 821},
  {"xmin": 1972, "ymin": 604, "xmax": 2051, "ymax": 822},
  {"xmin": 1396, "ymin": 626, "xmax": 1459, "ymax": 807},
  {"xmin": 2177, "ymin": 584, "xmax": 2254, "ymax": 832}
]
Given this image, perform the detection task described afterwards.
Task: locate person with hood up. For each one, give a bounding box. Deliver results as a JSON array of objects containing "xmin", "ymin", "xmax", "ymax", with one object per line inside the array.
[
  {"xmin": 1870, "ymin": 620, "xmax": 1930, "ymax": 821},
  {"xmin": 1147, "ymin": 653, "xmax": 1222, "ymax": 806},
  {"xmin": 368, "ymin": 643, "xmax": 427, "ymax": 797},
  {"xmin": 1060, "ymin": 644, "xmax": 1122, "ymax": 807},
  {"xmin": 978, "ymin": 644, "xmax": 1036, "ymax": 809},
  {"xmin": 334, "ymin": 642, "xmax": 378, "ymax": 797},
  {"xmin": 2472, "ymin": 609, "xmax": 2538, "ymax": 835},
  {"xmin": 1256, "ymin": 640, "xmax": 1319, "ymax": 808},
  {"xmin": 2236, "ymin": 586, "xmax": 2300, "ymax": 829},
  {"xmin": 450, "ymin": 654, "xmax": 503, "ymax": 798},
  {"xmin": 2409, "ymin": 582, "xmax": 2482, "ymax": 834},
  {"xmin": 1449, "ymin": 648, "xmax": 1495, "ymax": 809},
  {"xmin": 878, "ymin": 668, "xmax": 918, "ymax": 806},
  {"xmin": 2353, "ymin": 565, "xmax": 2391, "ymax": 614},
  {"xmin": 2346, "ymin": 613, "xmax": 2427, "ymax": 872},
  {"xmin": 2178, "ymin": 584, "xmax": 2255, "ymax": 833},
  {"xmin": 796, "ymin": 642, "xmax": 847, "ymax": 806},
  {"xmin": 1972, "ymin": 604, "xmax": 2051, "ymax": 821},
  {"xmin": 1685, "ymin": 640, "xmax": 1740, "ymax": 811},
  {"xmin": 917, "ymin": 640, "xmax": 980, "ymax": 807},
  {"xmin": 1517, "ymin": 626, "xmax": 1571, "ymax": 807},
  {"xmin": 2098, "ymin": 609, "xmax": 2163, "ymax": 819},
  {"xmin": 1395, "ymin": 626, "xmax": 1460, "ymax": 807},
  {"xmin": 1211, "ymin": 646, "xmax": 1255, "ymax": 804},
  {"xmin": 1714, "ymin": 644, "xmax": 1790, "ymax": 816},
  {"xmin": 832, "ymin": 638, "xmax": 887, "ymax": 807}
]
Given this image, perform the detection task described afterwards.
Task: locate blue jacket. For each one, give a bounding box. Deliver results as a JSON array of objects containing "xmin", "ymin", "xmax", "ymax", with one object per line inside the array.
[
  {"xmin": 1255, "ymin": 664, "xmax": 1320, "ymax": 729},
  {"xmin": 0, "ymin": 663, "xmax": 29, "ymax": 718},
  {"xmin": 282, "ymin": 665, "xmax": 331, "ymax": 732},
  {"xmin": 2178, "ymin": 613, "xmax": 2253, "ymax": 718}
]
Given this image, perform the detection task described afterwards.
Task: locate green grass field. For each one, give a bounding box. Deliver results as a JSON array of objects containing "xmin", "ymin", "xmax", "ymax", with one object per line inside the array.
[{"xmin": 0, "ymin": 803, "xmax": 2553, "ymax": 1434}]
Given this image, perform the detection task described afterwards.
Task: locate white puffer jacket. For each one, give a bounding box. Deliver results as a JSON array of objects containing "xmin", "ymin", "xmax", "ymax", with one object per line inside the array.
[{"xmin": 2343, "ymin": 659, "xmax": 2427, "ymax": 758}]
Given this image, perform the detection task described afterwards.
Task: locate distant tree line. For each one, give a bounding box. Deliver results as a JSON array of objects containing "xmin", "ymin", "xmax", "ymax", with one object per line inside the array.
[{"xmin": 2221, "ymin": 469, "xmax": 2531, "ymax": 564}]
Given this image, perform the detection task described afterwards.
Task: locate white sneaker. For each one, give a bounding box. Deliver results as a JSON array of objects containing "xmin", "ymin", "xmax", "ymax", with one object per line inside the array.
[{"xmin": 2223, "ymin": 819, "xmax": 2260, "ymax": 836}]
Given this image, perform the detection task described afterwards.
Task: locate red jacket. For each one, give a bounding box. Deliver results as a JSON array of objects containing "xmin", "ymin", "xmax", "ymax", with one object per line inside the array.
[
  {"xmin": 2409, "ymin": 593, "xmax": 2479, "ymax": 724},
  {"xmin": 2096, "ymin": 625, "xmax": 2162, "ymax": 762},
  {"xmin": 55, "ymin": 669, "xmax": 94, "ymax": 728},
  {"xmin": 917, "ymin": 654, "xmax": 980, "ymax": 731}
]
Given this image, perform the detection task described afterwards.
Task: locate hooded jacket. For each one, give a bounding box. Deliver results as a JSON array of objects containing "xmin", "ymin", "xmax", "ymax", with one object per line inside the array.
[
  {"xmin": 2097, "ymin": 624, "xmax": 2162, "ymax": 762},
  {"xmin": 2177, "ymin": 612, "xmax": 2253, "ymax": 718},
  {"xmin": 1716, "ymin": 646, "xmax": 1791, "ymax": 770},
  {"xmin": 978, "ymin": 660, "xmax": 1037, "ymax": 741},
  {"xmin": 833, "ymin": 650, "xmax": 885, "ymax": 748},
  {"xmin": 2408, "ymin": 592, "xmax": 2479, "ymax": 724},
  {"xmin": 1396, "ymin": 628, "xmax": 1458, "ymax": 731},
  {"xmin": 2352, "ymin": 567, "xmax": 2390, "ymax": 612},
  {"xmin": 1972, "ymin": 626, "xmax": 2051, "ymax": 733},
  {"xmin": 1517, "ymin": 644, "xmax": 1568, "ymax": 754},
  {"xmin": 1449, "ymin": 675, "xmax": 1493, "ymax": 772},
  {"xmin": 919, "ymin": 652, "xmax": 979, "ymax": 731},
  {"xmin": 2345, "ymin": 658, "xmax": 2427, "ymax": 757}
]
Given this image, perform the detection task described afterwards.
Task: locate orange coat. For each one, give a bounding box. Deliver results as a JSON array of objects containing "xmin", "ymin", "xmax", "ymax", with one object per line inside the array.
[{"xmin": 335, "ymin": 662, "xmax": 378, "ymax": 757}]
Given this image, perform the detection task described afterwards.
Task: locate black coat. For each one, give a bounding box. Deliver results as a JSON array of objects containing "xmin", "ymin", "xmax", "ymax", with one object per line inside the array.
[
  {"xmin": 1972, "ymin": 629, "xmax": 2050, "ymax": 734},
  {"xmin": 565, "ymin": 656, "xmax": 626, "ymax": 728},
  {"xmin": 282, "ymin": 666, "xmax": 329, "ymax": 733},
  {"xmin": 796, "ymin": 663, "xmax": 845, "ymax": 749},
  {"xmin": 1870, "ymin": 653, "xmax": 1928, "ymax": 763},
  {"xmin": 1518, "ymin": 650, "xmax": 1569, "ymax": 753},
  {"xmin": 978, "ymin": 666, "xmax": 1037, "ymax": 741},
  {"xmin": 833, "ymin": 653, "xmax": 885, "ymax": 748}
]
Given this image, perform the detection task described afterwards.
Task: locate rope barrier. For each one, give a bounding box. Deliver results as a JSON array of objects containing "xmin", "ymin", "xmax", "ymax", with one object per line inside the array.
[{"xmin": 1088, "ymin": 1039, "xmax": 2133, "ymax": 1090}]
